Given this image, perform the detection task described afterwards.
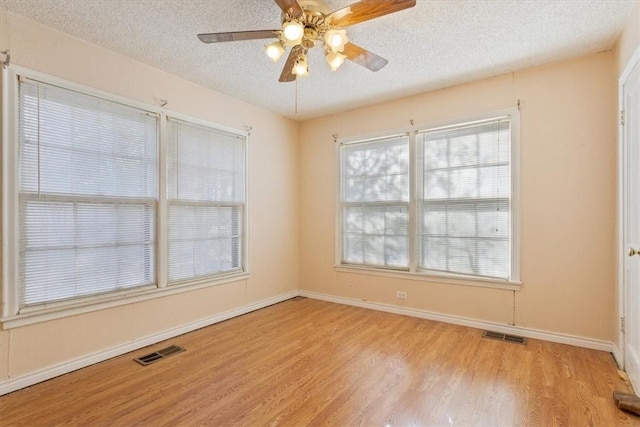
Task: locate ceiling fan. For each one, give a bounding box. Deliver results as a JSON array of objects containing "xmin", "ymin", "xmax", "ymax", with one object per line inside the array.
[{"xmin": 197, "ymin": 0, "xmax": 417, "ymax": 82}]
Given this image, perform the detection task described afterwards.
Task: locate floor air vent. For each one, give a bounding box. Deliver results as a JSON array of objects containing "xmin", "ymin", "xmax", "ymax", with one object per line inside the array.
[
  {"xmin": 134, "ymin": 345, "xmax": 185, "ymax": 366},
  {"xmin": 482, "ymin": 330, "xmax": 527, "ymax": 345}
]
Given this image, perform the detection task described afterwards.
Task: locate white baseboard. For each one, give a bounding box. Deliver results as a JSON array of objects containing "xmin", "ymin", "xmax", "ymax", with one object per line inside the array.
[
  {"xmin": 299, "ymin": 290, "xmax": 615, "ymax": 353},
  {"xmin": 0, "ymin": 290, "xmax": 298, "ymax": 396},
  {"xmin": 612, "ymin": 343, "xmax": 624, "ymax": 369},
  {"xmin": 1, "ymin": 289, "xmax": 617, "ymax": 396}
]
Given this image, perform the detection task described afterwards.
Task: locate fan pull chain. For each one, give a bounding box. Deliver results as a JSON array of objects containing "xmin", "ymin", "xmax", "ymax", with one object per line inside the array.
[{"xmin": 295, "ymin": 78, "xmax": 299, "ymax": 115}]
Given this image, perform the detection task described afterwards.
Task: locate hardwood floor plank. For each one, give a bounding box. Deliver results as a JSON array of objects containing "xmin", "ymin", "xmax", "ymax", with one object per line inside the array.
[{"xmin": 1, "ymin": 298, "xmax": 638, "ymax": 426}]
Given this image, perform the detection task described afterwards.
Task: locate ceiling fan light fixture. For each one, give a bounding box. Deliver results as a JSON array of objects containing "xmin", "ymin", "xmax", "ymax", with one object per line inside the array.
[
  {"xmin": 282, "ymin": 20, "xmax": 304, "ymax": 43},
  {"xmin": 324, "ymin": 29, "xmax": 348, "ymax": 53},
  {"xmin": 293, "ymin": 53, "xmax": 309, "ymax": 77},
  {"xmin": 265, "ymin": 40, "xmax": 285, "ymax": 62},
  {"xmin": 326, "ymin": 51, "xmax": 346, "ymax": 71}
]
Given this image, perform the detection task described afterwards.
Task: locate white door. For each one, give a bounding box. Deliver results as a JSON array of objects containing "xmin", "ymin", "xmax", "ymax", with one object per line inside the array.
[{"xmin": 622, "ymin": 52, "xmax": 640, "ymax": 392}]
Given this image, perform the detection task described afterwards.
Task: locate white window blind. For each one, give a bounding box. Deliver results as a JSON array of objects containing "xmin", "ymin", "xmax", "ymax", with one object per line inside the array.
[
  {"xmin": 417, "ymin": 117, "xmax": 511, "ymax": 279},
  {"xmin": 341, "ymin": 135, "xmax": 410, "ymax": 268},
  {"xmin": 18, "ymin": 78, "xmax": 158, "ymax": 307},
  {"xmin": 167, "ymin": 117, "xmax": 245, "ymax": 283}
]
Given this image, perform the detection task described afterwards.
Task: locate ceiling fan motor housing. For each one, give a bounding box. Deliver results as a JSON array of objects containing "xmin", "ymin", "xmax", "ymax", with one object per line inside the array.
[{"xmin": 283, "ymin": 7, "xmax": 332, "ymax": 49}]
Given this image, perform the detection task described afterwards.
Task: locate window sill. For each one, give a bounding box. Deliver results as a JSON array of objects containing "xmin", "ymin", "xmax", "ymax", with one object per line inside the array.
[
  {"xmin": 334, "ymin": 265, "xmax": 522, "ymax": 291},
  {"xmin": 0, "ymin": 272, "xmax": 250, "ymax": 329}
]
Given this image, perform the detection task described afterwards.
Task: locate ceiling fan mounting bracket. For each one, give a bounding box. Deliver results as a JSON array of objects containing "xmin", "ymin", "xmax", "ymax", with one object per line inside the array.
[{"xmin": 297, "ymin": 0, "xmax": 332, "ymax": 15}]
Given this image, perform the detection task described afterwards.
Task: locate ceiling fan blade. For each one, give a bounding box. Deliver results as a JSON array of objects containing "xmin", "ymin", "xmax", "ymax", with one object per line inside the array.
[
  {"xmin": 197, "ymin": 30, "xmax": 278, "ymax": 43},
  {"xmin": 274, "ymin": 0, "xmax": 304, "ymax": 17},
  {"xmin": 328, "ymin": 0, "xmax": 416, "ymax": 27},
  {"xmin": 279, "ymin": 45, "xmax": 304, "ymax": 82},
  {"xmin": 343, "ymin": 42, "xmax": 389, "ymax": 72}
]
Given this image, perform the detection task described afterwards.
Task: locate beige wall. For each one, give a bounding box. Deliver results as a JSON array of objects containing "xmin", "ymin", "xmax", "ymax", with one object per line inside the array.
[
  {"xmin": 0, "ymin": 10, "xmax": 300, "ymax": 381},
  {"xmin": 300, "ymin": 52, "xmax": 617, "ymax": 341}
]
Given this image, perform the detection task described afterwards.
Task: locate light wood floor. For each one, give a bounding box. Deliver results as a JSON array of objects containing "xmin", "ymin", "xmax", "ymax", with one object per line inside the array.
[{"xmin": 1, "ymin": 297, "xmax": 638, "ymax": 426}]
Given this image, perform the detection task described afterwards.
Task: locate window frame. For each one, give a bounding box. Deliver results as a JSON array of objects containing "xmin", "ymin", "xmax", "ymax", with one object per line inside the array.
[
  {"xmin": 1, "ymin": 66, "xmax": 250, "ymax": 328},
  {"xmin": 336, "ymin": 109, "xmax": 521, "ymax": 288}
]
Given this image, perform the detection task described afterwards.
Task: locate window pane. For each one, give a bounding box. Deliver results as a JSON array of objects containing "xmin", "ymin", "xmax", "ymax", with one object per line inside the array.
[
  {"xmin": 343, "ymin": 136, "xmax": 409, "ymax": 203},
  {"xmin": 344, "ymin": 234, "xmax": 364, "ymax": 264},
  {"xmin": 343, "ymin": 204, "xmax": 408, "ymax": 268},
  {"xmin": 19, "ymin": 199, "xmax": 156, "ymax": 306},
  {"xmin": 168, "ymin": 205, "xmax": 242, "ymax": 282},
  {"xmin": 19, "ymin": 81, "xmax": 157, "ymax": 198},
  {"xmin": 167, "ymin": 119, "xmax": 245, "ymax": 202}
]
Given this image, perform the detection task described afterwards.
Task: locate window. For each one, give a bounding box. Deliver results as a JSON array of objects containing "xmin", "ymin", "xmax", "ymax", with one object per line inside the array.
[
  {"xmin": 167, "ymin": 118, "xmax": 245, "ymax": 283},
  {"xmin": 341, "ymin": 135, "xmax": 410, "ymax": 269},
  {"xmin": 3, "ymin": 68, "xmax": 248, "ymax": 320},
  {"xmin": 339, "ymin": 112, "xmax": 519, "ymax": 283},
  {"xmin": 17, "ymin": 78, "xmax": 158, "ymax": 307},
  {"xmin": 417, "ymin": 118, "xmax": 511, "ymax": 279}
]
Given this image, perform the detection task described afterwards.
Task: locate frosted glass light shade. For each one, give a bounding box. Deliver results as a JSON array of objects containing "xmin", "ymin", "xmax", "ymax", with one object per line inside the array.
[
  {"xmin": 324, "ymin": 29, "xmax": 348, "ymax": 52},
  {"xmin": 293, "ymin": 54, "xmax": 309, "ymax": 76},
  {"xmin": 265, "ymin": 41, "xmax": 285, "ymax": 62},
  {"xmin": 326, "ymin": 51, "xmax": 346, "ymax": 71},
  {"xmin": 283, "ymin": 21, "xmax": 304, "ymax": 42}
]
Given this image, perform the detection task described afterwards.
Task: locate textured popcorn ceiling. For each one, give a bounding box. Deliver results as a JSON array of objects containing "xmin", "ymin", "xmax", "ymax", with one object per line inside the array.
[{"xmin": 0, "ymin": 0, "xmax": 636, "ymax": 120}]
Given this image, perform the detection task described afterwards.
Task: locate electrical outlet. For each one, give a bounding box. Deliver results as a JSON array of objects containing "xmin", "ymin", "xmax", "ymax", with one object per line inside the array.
[{"xmin": 396, "ymin": 291, "xmax": 407, "ymax": 300}]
